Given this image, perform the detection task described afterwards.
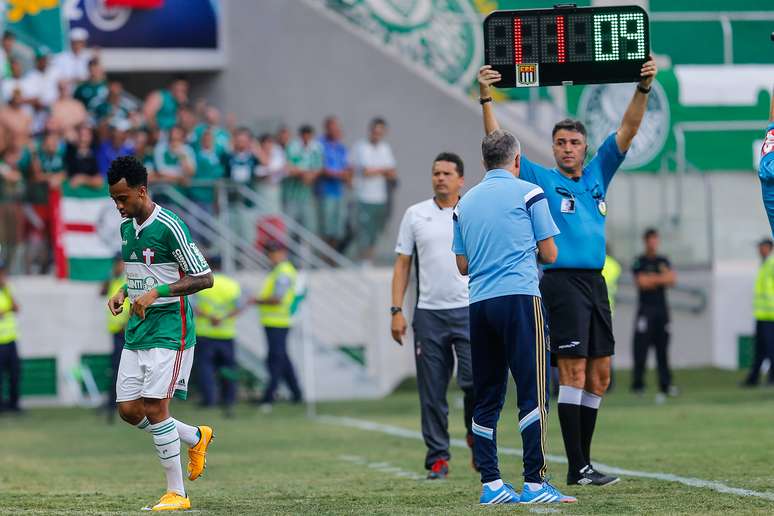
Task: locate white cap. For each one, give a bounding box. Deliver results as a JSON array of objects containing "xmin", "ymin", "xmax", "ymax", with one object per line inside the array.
[
  {"xmin": 110, "ymin": 117, "xmax": 132, "ymax": 132},
  {"xmin": 69, "ymin": 27, "xmax": 89, "ymax": 42}
]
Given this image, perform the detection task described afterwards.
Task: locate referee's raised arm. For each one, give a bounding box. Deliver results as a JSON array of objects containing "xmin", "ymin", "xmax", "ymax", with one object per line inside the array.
[{"xmin": 478, "ymin": 66, "xmax": 501, "ymax": 136}]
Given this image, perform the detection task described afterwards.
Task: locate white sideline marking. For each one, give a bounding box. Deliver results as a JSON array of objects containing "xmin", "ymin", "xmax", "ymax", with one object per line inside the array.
[
  {"xmin": 319, "ymin": 415, "xmax": 774, "ymax": 501},
  {"xmin": 338, "ymin": 454, "xmax": 424, "ymax": 480}
]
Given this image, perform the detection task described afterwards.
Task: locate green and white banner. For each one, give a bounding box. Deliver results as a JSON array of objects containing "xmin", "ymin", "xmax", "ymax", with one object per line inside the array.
[{"xmin": 57, "ymin": 184, "xmax": 121, "ymax": 281}]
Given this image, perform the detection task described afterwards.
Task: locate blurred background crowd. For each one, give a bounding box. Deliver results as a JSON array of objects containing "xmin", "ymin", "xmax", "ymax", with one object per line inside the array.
[{"xmin": 0, "ymin": 27, "xmax": 399, "ymax": 275}]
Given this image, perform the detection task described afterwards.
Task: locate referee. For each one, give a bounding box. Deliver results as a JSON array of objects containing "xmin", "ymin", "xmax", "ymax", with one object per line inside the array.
[
  {"xmin": 453, "ymin": 129, "xmax": 574, "ymax": 504},
  {"xmin": 478, "ymin": 56, "xmax": 657, "ymax": 487},
  {"xmin": 391, "ymin": 152, "xmax": 475, "ymax": 479}
]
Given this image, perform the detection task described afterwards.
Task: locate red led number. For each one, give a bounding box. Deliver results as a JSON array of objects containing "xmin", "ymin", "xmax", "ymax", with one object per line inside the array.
[
  {"xmin": 556, "ymin": 15, "xmax": 566, "ymax": 63},
  {"xmin": 514, "ymin": 17, "xmax": 522, "ymax": 64}
]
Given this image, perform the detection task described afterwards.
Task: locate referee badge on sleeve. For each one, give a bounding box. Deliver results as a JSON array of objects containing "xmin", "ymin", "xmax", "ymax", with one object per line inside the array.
[{"xmin": 597, "ymin": 200, "xmax": 607, "ymax": 216}]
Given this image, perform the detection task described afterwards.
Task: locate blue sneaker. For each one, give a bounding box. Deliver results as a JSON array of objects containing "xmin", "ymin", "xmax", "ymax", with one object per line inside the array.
[
  {"xmin": 479, "ymin": 482, "xmax": 520, "ymax": 505},
  {"xmin": 519, "ymin": 481, "xmax": 577, "ymax": 504}
]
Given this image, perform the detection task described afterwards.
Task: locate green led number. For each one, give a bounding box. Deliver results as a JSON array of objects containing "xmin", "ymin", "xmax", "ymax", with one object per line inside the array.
[
  {"xmin": 619, "ymin": 13, "xmax": 645, "ymax": 59},
  {"xmin": 593, "ymin": 13, "xmax": 618, "ymax": 61}
]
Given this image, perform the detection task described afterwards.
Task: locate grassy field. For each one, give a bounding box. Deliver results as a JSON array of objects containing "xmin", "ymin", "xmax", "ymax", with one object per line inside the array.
[{"xmin": 1, "ymin": 368, "xmax": 774, "ymax": 515}]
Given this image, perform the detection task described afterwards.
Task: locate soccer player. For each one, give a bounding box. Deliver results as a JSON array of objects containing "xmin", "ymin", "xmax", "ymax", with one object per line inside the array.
[
  {"xmin": 478, "ymin": 57, "xmax": 656, "ymax": 487},
  {"xmin": 106, "ymin": 156, "xmax": 215, "ymax": 511},
  {"xmin": 454, "ymin": 129, "xmax": 575, "ymax": 504},
  {"xmin": 759, "ymin": 85, "xmax": 774, "ymax": 235}
]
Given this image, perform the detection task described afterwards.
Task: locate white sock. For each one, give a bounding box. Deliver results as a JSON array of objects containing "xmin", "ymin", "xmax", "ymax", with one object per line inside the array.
[
  {"xmin": 484, "ymin": 479, "xmax": 503, "ymax": 490},
  {"xmin": 525, "ymin": 482, "xmax": 542, "ymax": 491},
  {"xmin": 174, "ymin": 419, "xmax": 200, "ymax": 447},
  {"xmin": 149, "ymin": 418, "xmax": 185, "ymax": 496},
  {"xmin": 137, "ymin": 416, "xmax": 199, "ymax": 447}
]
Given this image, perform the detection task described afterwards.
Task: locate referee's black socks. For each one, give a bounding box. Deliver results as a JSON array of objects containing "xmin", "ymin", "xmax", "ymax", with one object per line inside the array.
[
  {"xmin": 580, "ymin": 390, "xmax": 602, "ymax": 466},
  {"xmin": 557, "ymin": 386, "xmax": 586, "ymax": 476}
]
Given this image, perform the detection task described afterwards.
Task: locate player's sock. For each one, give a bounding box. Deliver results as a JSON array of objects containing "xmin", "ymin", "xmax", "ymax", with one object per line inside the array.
[
  {"xmin": 135, "ymin": 417, "xmax": 152, "ymax": 433},
  {"xmin": 557, "ymin": 385, "xmax": 586, "ymax": 476},
  {"xmin": 174, "ymin": 419, "xmax": 201, "ymax": 446},
  {"xmin": 137, "ymin": 416, "xmax": 199, "ymax": 446},
  {"xmin": 580, "ymin": 390, "xmax": 602, "ymax": 465},
  {"xmin": 149, "ymin": 418, "xmax": 185, "ymax": 496}
]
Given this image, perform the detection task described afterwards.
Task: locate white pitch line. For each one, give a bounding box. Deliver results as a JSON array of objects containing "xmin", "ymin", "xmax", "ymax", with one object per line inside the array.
[{"xmin": 319, "ymin": 415, "xmax": 774, "ymax": 502}]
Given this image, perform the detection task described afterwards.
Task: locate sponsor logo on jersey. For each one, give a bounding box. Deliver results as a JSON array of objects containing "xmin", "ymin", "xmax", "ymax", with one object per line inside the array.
[
  {"xmin": 173, "ymin": 249, "xmax": 189, "ymax": 272},
  {"xmin": 129, "ymin": 251, "xmax": 138, "ymax": 260}
]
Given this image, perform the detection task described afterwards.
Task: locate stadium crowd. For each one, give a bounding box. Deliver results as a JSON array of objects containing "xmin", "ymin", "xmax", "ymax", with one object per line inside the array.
[{"xmin": 0, "ymin": 28, "xmax": 398, "ymax": 274}]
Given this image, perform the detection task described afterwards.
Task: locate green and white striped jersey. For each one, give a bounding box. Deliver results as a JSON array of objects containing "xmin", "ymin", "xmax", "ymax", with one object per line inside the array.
[{"xmin": 120, "ymin": 204, "xmax": 210, "ymax": 351}]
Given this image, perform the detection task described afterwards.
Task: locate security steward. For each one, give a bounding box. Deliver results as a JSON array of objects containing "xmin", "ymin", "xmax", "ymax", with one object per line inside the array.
[
  {"xmin": 743, "ymin": 238, "xmax": 774, "ymax": 387},
  {"xmin": 194, "ymin": 257, "xmax": 242, "ymax": 415},
  {"xmin": 254, "ymin": 241, "xmax": 302, "ymax": 409},
  {"xmin": 102, "ymin": 255, "xmax": 130, "ymax": 422},
  {"xmin": 478, "ymin": 56, "xmax": 657, "ymax": 487},
  {"xmin": 0, "ymin": 260, "xmax": 21, "ymax": 413},
  {"xmin": 631, "ymin": 228, "xmax": 677, "ymax": 400}
]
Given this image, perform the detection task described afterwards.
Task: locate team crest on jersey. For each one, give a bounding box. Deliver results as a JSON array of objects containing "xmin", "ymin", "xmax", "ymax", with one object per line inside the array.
[
  {"xmin": 516, "ymin": 64, "xmax": 539, "ymax": 87},
  {"xmin": 142, "ymin": 248, "xmax": 155, "ymax": 266},
  {"xmin": 763, "ymin": 129, "xmax": 774, "ymax": 156}
]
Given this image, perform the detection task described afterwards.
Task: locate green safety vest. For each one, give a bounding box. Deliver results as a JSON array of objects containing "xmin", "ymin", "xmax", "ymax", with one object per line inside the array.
[
  {"xmin": 0, "ymin": 285, "xmax": 18, "ymax": 344},
  {"xmin": 754, "ymin": 257, "xmax": 774, "ymax": 321},
  {"xmin": 195, "ymin": 273, "xmax": 241, "ymax": 339},
  {"xmin": 258, "ymin": 261, "xmax": 297, "ymax": 328},
  {"xmin": 602, "ymin": 255, "xmax": 622, "ymax": 314},
  {"xmin": 106, "ymin": 278, "xmax": 130, "ymax": 335}
]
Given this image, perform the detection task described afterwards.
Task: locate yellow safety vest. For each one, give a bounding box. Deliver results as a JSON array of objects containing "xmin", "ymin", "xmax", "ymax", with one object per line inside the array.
[
  {"xmin": 195, "ymin": 273, "xmax": 242, "ymax": 339},
  {"xmin": 0, "ymin": 285, "xmax": 17, "ymax": 344},
  {"xmin": 107, "ymin": 278, "xmax": 131, "ymax": 334},
  {"xmin": 602, "ymin": 255, "xmax": 622, "ymax": 314},
  {"xmin": 259, "ymin": 261, "xmax": 297, "ymax": 328},
  {"xmin": 754, "ymin": 256, "xmax": 774, "ymax": 321}
]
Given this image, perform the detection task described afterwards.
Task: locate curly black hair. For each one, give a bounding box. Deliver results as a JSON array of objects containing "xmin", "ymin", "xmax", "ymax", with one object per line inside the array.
[{"xmin": 107, "ymin": 156, "xmax": 147, "ymax": 187}]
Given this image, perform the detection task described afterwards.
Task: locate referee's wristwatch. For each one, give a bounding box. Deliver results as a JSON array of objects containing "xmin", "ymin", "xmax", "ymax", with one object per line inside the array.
[{"xmin": 390, "ymin": 306, "xmax": 403, "ymax": 316}]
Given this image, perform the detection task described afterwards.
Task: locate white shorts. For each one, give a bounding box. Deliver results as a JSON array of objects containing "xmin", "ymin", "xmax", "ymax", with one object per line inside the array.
[{"xmin": 116, "ymin": 347, "xmax": 194, "ymax": 402}]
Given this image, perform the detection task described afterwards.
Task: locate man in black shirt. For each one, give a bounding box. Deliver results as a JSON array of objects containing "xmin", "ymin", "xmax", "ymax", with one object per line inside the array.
[{"xmin": 631, "ymin": 228, "xmax": 677, "ymax": 401}]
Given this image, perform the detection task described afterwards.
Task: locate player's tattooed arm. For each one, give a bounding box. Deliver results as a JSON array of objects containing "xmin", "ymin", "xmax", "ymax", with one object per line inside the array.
[{"xmin": 168, "ymin": 272, "xmax": 214, "ymax": 297}]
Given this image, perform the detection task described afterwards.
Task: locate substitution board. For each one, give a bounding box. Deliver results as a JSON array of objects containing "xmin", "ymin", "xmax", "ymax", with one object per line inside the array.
[{"xmin": 484, "ymin": 4, "xmax": 650, "ymax": 87}]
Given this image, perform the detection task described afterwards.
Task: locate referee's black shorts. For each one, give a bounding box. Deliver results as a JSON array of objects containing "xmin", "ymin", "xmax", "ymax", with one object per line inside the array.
[{"xmin": 540, "ymin": 268, "xmax": 614, "ymax": 365}]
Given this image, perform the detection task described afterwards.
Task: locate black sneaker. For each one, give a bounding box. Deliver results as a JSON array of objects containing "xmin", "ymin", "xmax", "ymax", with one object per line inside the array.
[{"xmin": 567, "ymin": 465, "xmax": 620, "ymax": 486}]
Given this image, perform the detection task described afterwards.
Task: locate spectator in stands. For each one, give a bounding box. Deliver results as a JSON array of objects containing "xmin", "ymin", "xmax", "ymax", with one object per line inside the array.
[
  {"xmin": 50, "ymin": 80, "xmax": 87, "ymax": 140},
  {"xmin": 153, "ymin": 124, "xmax": 195, "ymax": 186},
  {"xmin": 94, "ymin": 80, "xmax": 134, "ymax": 123},
  {"xmin": 132, "ymin": 129, "xmax": 156, "ymax": 175},
  {"xmin": 22, "ymin": 48, "xmax": 58, "ymax": 134},
  {"xmin": 285, "ymin": 125, "xmax": 322, "ymax": 233},
  {"xmin": 191, "ymin": 128, "xmax": 226, "ymax": 214},
  {"xmin": 23, "ymin": 48, "xmax": 58, "ymax": 108},
  {"xmin": 255, "ymin": 133, "xmax": 286, "ymax": 215},
  {"xmin": 351, "ymin": 117, "xmax": 396, "ymax": 262},
  {"xmin": 225, "ymin": 127, "xmax": 261, "ymax": 240},
  {"xmin": 51, "ymin": 27, "xmax": 93, "ymax": 83},
  {"xmin": 2, "ymin": 58, "xmax": 26, "ymax": 104},
  {"xmin": 0, "ymin": 260, "xmax": 21, "ymax": 413},
  {"xmin": 74, "ymin": 58, "xmax": 107, "ymax": 112},
  {"xmin": 144, "ymin": 77, "xmax": 189, "ymax": 132},
  {"xmin": 275, "ymin": 125, "xmax": 290, "ymax": 150},
  {"xmin": 0, "ymin": 31, "xmax": 17, "ymax": 79},
  {"xmin": 0, "ymin": 89, "xmax": 33, "ymax": 150},
  {"xmin": 0, "ymin": 148, "xmax": 24, "ymax": 270},
  {"xmin": 177, "ymin": 104, "xmax": 197, "ymax": 139},
  {"xmin": 96, "ymin": 118, "xmax": 134, "ymax": 177},
  {"xmin": 318, "ymin": 116, "xmax": 350, "ymax": 250},
  {"xmin": 28, "ymin": 129, "xmax": 66, "ymax": 272},
  {"xmin": 191, "ymin": 105, "xmax": 231, "ymax": 155},
  {"xmin": 64, "ymin": 124, "xmax": 103, "ymax": 189}
]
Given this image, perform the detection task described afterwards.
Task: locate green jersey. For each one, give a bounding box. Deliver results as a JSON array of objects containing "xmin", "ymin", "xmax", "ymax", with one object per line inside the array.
[{"xmin": 121, "ymin": 204, "xmax": 211, "ymax": 351}]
